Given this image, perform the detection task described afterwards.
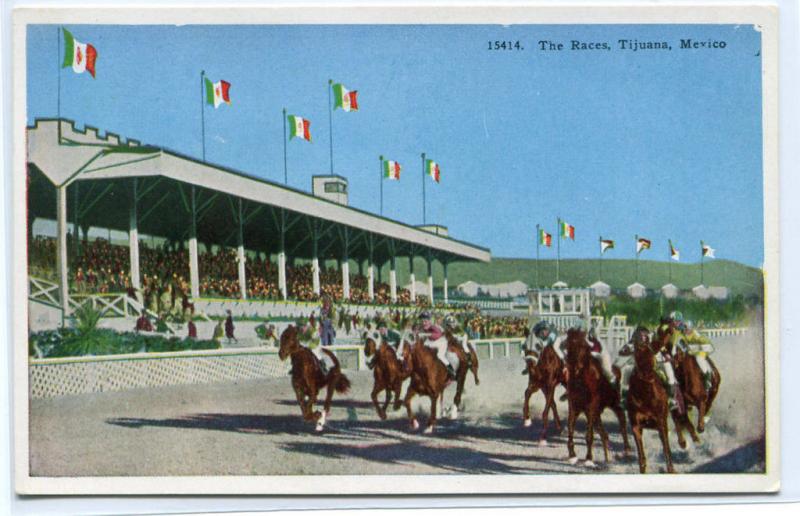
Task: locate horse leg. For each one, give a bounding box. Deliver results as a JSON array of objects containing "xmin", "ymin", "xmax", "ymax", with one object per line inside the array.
[
  {"xmin": 671, "ymin": 410, "xmax": 688, "ymax": 450},
  {"xmin": 383, "ymin": 387, "xmax": 392, "ymax": 415},
  {"xmin": 550, "ymin": 385, "xmax": 563, "ymax": 433},
  {"xmin": 632, "ymin": 422, "xmax": 646, "ymax": 474},
  {"xmin": 523, "ymin": 383, "xmax": 535, "ymax": 428},
  {"xmin": 612, "ymin": 405, "xmax": 631, "ymax": 455},
  {"xmin": 392, "ymin": 380, "xmax": 404, "ymax": 411},
  {"xmin": 294, "ymin": 386, "xmax": 314, "ymax": 422},
  {"xmin": 404, "ymin": 384, "xmax": 420, "ymax": 431},
  {"xmin": 566, "ymin": 405, "xmax": 578, "ymax": 464},
  {"xmin": 371, "ymin": 381, "xmax": 386, "ymax": 420},
  {"xmin": 595, "ymin": 418, "xmax": 610, "ymax": 463},
  {"xmin": 539, "ymin": 387, "xmax": 552, "ymax": 445},
  {"xmin": 659, "ymin": 419, "xmax": 675, "ymax": 474},
  {"xmin": 453, "ymin": 373, "xmax": 465, "ymax": 409},
  {"xmin": 584, "ymin": 409, "xmax": 596, "ymax": 467},
  {"xmin": 696, "ymin": 397, "xmax": 708, "ymax": 433},
  {"xmin": 312, "ymin": 388, "xmax": 326, "ymax": 431},
  {"xmin": 425, "ymin": 394, "xmax": 438, "ymax": 434}
]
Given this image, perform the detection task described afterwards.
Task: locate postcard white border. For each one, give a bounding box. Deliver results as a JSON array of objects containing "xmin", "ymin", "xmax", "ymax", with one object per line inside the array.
[{"xmin": 11, "ymin": 3, "xmax": 780, "ymax": 495}]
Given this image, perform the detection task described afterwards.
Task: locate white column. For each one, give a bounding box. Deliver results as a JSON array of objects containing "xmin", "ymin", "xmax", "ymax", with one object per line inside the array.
[
  {"xmin": 409, "ymin": 272, "xmax": 416, "ymax": 303},
  {"xmin": 312, "ymin": 257, "xmax": 320, "ymax": 295},
  {"xmin": 367, "ymin": 263, "xmax": 375, "ymax": 301},
  {"xmin": 189, "ymin": 237, "xmax": 199, "ymax": 298},
  {"xmin": 342, "ymin": 260, "xmax": 351, "ymax": 300},
  {"xmin": 56, "ymin": 186, "xmax": 70, "ymax": 315},
  {"xmin": 427, "ymin": 259, "xmax": 434, "ymax": 303},
  {"xmin": 389, "ymin": 266, "xmax": 397, "ymax": 303},
  {"xmin": 443, "ymin": 263, "xmax": 449, "ymax": 305},
  {"xmin": 128, "ymin": 182, "xmax": 140, "ymax": 292},
  {"xmin": 237, "ymin": 244, "xmax": 247, "ymax": 299},
  {"xmin": 278, "ymin": 251, "xmax": 287, "ymax": 300}
]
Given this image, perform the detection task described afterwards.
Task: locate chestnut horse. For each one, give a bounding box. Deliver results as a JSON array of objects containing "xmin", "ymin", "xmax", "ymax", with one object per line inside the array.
[
  {"xmin": 564, "ymin": 328, "xmax": 631, "ymax": 467},
  {"xmin": 626, "ymin": 326, "xmax": 675, "ymax": 474},
  {"xmin": 279, "ymin": 325, "xmax": 351, "ymax": 431},
  {"xmin": 363, "ymin": 329, "xmax": 412, "ymax": 420},
  {"xmin": 403, "ymin": 336, "xmax": 455, "ymax": 433},
  {"xmin": 655, "ymin": 323, "xmax": 721, "ymax": 441},
  {"xmin": 522, "ymin": 344, "xmax": 565, "ymax": 444},
  {"xmin": 447, "ymin": 332, "xmax": 480, "ymax": 412}
]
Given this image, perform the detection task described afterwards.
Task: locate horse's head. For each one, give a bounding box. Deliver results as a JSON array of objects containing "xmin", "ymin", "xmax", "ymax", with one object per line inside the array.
[
  {"xmin": 565, "ymin": 328, "xmax": 589, "ymax": 374},
  {"xmin": 631, "ymin": 326, "xmax": 656, "ymax": 372},
  {"xmin": 363, "ymin": 328, "xmax": 381, "ymax": 357},
  {"xmin": 278, "ymin": 325, "xmax": 299, "ymax": 361}
]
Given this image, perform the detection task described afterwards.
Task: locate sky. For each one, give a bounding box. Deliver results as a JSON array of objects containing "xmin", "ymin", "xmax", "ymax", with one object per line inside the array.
[{"xmin": 26, "ymin": 24, "xmax": 764, "ymax": 267}]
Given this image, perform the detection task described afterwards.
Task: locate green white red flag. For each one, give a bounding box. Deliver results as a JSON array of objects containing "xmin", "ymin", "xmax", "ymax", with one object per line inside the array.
[
  {"xmin": 539, "ymin": 229, "xmax": 552, "ymax": 247},
  {"xmin": 205, "ymin": 78, "xmax": 231, "ymax": 108},
  {"xmin": 669, "ymin": 240, "xmax": 680, "ymax": 261},
  {"xmin": 383, "ymin": 160, "xmax": 401, "ymax": 180},
  {"xmin": 288, "ymin": 115, "xmax": 312, "ymax": 141},
  {"xmin": 426, "ymin": 159, "xmax": 440, "ymax": 183},
  {"xmin": 637, "ymin": 237, "xmax": 651, "ymax": 254},
  {"xmin": 600, "ymin": 239, "xmax": 614, "ymax": 253},
  {"xmin": 62, "ymin": 28, "xmax": 97, "ymax": 78},
  {"xmin": 560, "ymin": 221, "xmax": 575, "ymax": 240},
  {"xmin": 333, "ymin": 83, "xmax": 359, "ymax": 112}
]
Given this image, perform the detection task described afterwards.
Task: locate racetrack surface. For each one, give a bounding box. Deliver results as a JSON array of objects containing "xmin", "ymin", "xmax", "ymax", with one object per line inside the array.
[{"xmin": 29, "ymin": 329, "xmax": 765, "ymax": 476}]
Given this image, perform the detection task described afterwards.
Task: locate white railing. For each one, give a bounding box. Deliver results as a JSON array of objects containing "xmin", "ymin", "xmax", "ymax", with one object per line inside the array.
[
  {"xmin": 29, "ymin": 277, "xmax": 61, "ymax": 307},
  {"xmin": 700, "ymin": 327, "xmax": 749, "ymax": 338}
]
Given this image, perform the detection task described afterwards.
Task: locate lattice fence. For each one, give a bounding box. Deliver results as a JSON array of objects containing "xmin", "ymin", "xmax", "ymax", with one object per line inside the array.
[{"xmin": 29, "ymin": 351, "xmax": 289, "ymax": 399}]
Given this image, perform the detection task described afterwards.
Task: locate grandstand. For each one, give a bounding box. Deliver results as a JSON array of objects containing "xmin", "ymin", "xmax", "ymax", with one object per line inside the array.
[{"xmin": 26, "ymin": 119, "xmax": 491, "ymax": 318}]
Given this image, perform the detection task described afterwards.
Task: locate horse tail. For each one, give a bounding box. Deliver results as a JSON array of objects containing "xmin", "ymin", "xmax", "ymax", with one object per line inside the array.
[
  {"xmin": 320, "ymin": 348, "xmax": 341, "ymax": 369},
  {"xmin": 335, "ymin": 373, "xmax": 352, "ymax": 394}
]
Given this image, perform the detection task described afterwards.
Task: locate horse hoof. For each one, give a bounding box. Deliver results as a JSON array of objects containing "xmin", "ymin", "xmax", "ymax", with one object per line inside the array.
[
  {"xmin": 315, "ymin": 423, "xmax": 324, "ymax": 432},
  {"xmin": 423, "ymin": 426, "xmax": 434, "ymax": 435},
  {"xmin": 584, "ymin": 460, "xmax": 596, "ymax": 469},
  {"xmin": 449, "ymin": 406, "xmax": 459, "ymax": 420},
  {"xmin": 703, "ymin": 415, "xmax": 711, "ymax": 424},
  {"xmin": 537, "ymin": 439, "xmax": 548, "ymax": 447},
  {"xmin": 411, "ymin": 419, "xmax": 420, "ymax": 430},
  {"xmin": 523, "ymin": 418, "xmax": 532, "ymax": 428},
  {"xmin": 568, "ymin": 456, "xmax": 579, "ymax": 465}
]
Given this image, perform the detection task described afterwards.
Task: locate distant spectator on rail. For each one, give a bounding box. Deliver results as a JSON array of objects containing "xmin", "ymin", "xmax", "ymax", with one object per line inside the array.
[
  {"xmin": 187, "ymin": 319, "xmax": 198, "ymax": 339},
  {"xmin": 213, "ymin": 320, "xmax": 224, "ymax": 343},
  {"xmin": 135, "ymin": 313, "xmax": 153, "ymax": 332},
  {"xmin": 319, "ymin": 295, "xmax": 336, "ymax": 346},
  {"xmin": 225, "ymin": 309, "xmax": 237, "ymax": 343}
]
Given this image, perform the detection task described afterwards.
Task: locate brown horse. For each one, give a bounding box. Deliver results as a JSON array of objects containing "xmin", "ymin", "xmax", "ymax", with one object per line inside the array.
[
  {"xmin": 447, "ymin": 332, "xmax": 480, "ymax": 415},
  {"xmin": 626, "ymin": 326, "xmax": 675, "ymax": 474},
  {"xmin": 363, "ymin": 329, "xmax": 412, "ymax": 420},
  {"xmin": 655, "ymin": 323, "xmax": 721, "ymax": 442},
  {"xmin": 279, "ymin": 325, "xmax": 351, "ymax": 431},
  {"xmin": 564, "ymin": 328, "xmax": 631, "ymax": 467},
  {"xmin": 522, "ymin": 344, "xmax": 565, "ymax": 444},
  {"xmin": 403, "ymin": 336, "xmax": 455, "ymax": 433}
]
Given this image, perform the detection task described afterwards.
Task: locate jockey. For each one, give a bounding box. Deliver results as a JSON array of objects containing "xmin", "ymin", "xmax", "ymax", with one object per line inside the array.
[
  {"xmin": 521, "ymin": 320, "xmax": 564, "ymax": 374},
  {"xmin": 443, "ymin": 315, "xmax": 472, "ymax": 355},
  {"xmin": 420, "ymin": 311, "xmax": 458, "ymax": 380},
  {"xmin": 654, "ymin": 319, "xmax": 681, "ymax": 411},
  {"xmin": 581, "ymin": 318, "xmax": 618, "ymax": 389},
  {"xmin": 365, "ymin": 320, "xmax": 404, "ymax": 368},
  {"xmin": 678, "ymin": 320, "xmax": 715, "ymax": 392}
]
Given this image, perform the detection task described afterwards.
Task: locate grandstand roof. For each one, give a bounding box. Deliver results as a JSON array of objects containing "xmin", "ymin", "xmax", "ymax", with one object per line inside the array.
[{"xmin": 26, "ymin": 119, "xmax": 491, "ymax": 265}]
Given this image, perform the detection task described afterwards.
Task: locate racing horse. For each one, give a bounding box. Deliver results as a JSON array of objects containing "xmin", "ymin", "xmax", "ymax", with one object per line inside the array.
[
  {"xmin": 447, "ymin": 331, "xmax": 480, "ymax": 413},
  {"xmin": 402, "ymin": 335, "xmax": 457, "ymax": 433},
  {"xmin": 655, "ymin": 323, "xmax": 721, "ymax": 440},
  {"xmin": 522, "ymin": 344, "xmax": 565, "ymax": 445},
  {"xmin": 564, "ymin": 328, "xmax": 631, "ymax": 467},
  {"xmin": 363, "ymin": 328, "xmax": 412, "ymax": 420},
  {"xmin": 279, "ymin": 325, "xmax": 351, "ymax": 431},
  {"xmin": 626, "ymin": 326, "xmax": 675, "ymax": 474}
]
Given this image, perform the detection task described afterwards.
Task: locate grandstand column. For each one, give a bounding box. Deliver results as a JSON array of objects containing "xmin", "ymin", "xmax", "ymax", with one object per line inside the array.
[
  {"xmin": 443, "ymin": 261, "xmax": 449, "ymax": 305},
  {"xmin": 367, "ymin": 234, "xmax": 375, "ymax": 302},
  {"xmin": 56, "ymin": 186, "xmax": 70, "ymax": 315},
  {"xmin": 128, "ymin": 179, "xmax": 141, "ymax": 293},
  {"xmin": 189, "ymin": 186, "xmax": 200, "ymax": 299},
  {"xmin": 341, "ymin": 227, "xmax": 351, "ymax": 300},
  {"xmin": 311, "ymin": 223, "xmax": 321, "ymax": 296},
  {"xmin": 408, "ymin": 255, "xmax": 417, "ymax": 303},
  {"xmin": 278, "ymin": 209, "xmax": 287, "ymax": 300},
  {"xmin": 389, "ymin": 256, "xmax": 398, "ymax": 303},
  {"xmin": 426, "ymin": 257, "xmax": 434, "ymax": 304},
  {"xmin": 237, "ymin": 198, "xmax": 247, "ymax": 300}
]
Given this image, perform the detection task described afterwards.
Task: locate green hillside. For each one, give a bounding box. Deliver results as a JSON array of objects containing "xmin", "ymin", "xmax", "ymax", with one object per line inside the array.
[{"xmin": 374, "ymin": 257, "xmax": 763, "ymax": 298}]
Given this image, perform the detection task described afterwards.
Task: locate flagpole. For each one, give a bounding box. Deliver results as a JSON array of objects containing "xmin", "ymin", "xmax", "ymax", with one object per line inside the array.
[
  {"xmin": 421, "ymin": 152, "xmax": 427, "ymax": 224},
  {"xmin": 200, "ymin": 70, "xmax": 206, "ymax": 161},
  {"xmin": 535, "ymin": 224, "xmax": 540, "ymax": 288},
  {"xmin": 668, "ymin": 240, "xmax": 673, "ymax": 284},
  {"xmin": 379, "ymin": 155, "xmax": 384, "ymax": 216},
  {"xmin": 282, "ymin": 108, "xmax": 288, "ymax": 185},
  {"xmin": 599, "ymin": 235, "xmax": 603, "ymax": 281},
  {"xmin": 328, "ymin": 79, "xmax": 334, "ymax": 175},
  {"xmin": 635, "ymin": 234, "xmax": 640, "ymax": 283},
  {"xmin": 556, "ymin": 217, "xmax": 561, "ymax": 284},
  {"xmin": 57, "ymin": 27, "xmax": 61, "ymax": 143},
  {"xmin": 700, "ymin": 240, "xmax": 705, "ymax": 285}
]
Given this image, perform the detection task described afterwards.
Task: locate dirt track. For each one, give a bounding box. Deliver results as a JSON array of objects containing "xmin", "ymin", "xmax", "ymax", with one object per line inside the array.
[{"xmin": 29, "ymin": 329, "xmax": 765, "ymax": 476}]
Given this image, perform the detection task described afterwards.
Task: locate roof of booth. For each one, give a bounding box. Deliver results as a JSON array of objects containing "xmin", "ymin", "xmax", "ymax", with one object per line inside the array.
[{"xmin": 26, "ymin": 119, "xmax": 490, "ymax": 265}]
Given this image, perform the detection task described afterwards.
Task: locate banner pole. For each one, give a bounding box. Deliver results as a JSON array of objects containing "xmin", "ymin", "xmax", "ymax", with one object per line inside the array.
[
  {"xmin": 556, "ymin": 217, "xmax": 561, "ymax": 284},
  {"xmin": 57, "ymin": 27, "xmax": 62, "ymax": 143},
  {"xmin": 599, "ymin": 235, "xmax": 603, "ymax": 281},
  {"xmin": 635, "ymin": 234, "xmax": 639, "ymax": 283},
  {"xmin": 328, "ymin": 79, "xmax": 334, "ymax": 175},
  {"xmin": 282, "ymin": 108, "xmax": 288, "ymax": 185},
  {"xmin": 536, "ymin": 224, "xmax": 540, "ymax": 288},
  {"xmin": 421, "ymin": 152, "xmax": 426, "ymax": 224},
  {"xmin": 200, "ymin": 71, "xmax": 206, "ymax": 161},
  {"xmin": 379, "ymin": 156, "xmax": 384, "ymax": 216}
]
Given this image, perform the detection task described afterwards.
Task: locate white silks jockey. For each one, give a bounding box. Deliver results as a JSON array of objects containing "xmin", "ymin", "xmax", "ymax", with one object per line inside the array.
[
  {"xmin": 615, "ymin": 327, "xmax": 644, "ymax": 408},
  {"xmin": 582, "ymin": 319, "xmax": 618, "ymax": 389},
  {"xmin": 419, "ymin": 311, "xmax": 458, "ymax": 379},
  {"xmin": 522, "ymin": 320, "xmax": 567, "ymax": 374},
  {"xmin": 655, "ymin": 311, "xmax": 683, "ymax": 411},
  {"xmin": 443, "ymin": 315, "xmax": 473, "ymax": 355}
]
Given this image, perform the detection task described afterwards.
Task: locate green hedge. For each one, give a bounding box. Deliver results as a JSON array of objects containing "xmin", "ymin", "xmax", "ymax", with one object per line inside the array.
[
  {"xmin": 592, "ymin": 294, "xmax": 754, "ymax": 327},
  {"xmin": 29, "ymin": 328, "xmax": 220, "ymax": 359}
]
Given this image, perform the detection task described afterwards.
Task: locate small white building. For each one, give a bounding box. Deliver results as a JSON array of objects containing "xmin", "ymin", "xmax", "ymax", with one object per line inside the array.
[
  {"xmin": 552, "ymin": 281, "xmax": 569, "ymax": 289},
  {"xmin": 708, "ymin": 286, "xmax": 729, "ymax": 300},
  {"xmin": 627, "ymin": 282, "xmax": 647, "ymax": 299},
  {"xmin": 661, "ymin": 283, "xmax": 680, "ymax": 299},
  {"xmin": 590, "ymin": 281, "xmax": 611, "ymax": 298},
  {"xmin": 692, "ymin": 284, "xmax": 711, "ymax": 300},
  {"xmin": 406, "ymin": 280, "xmax": 429, "ymax": 297}
]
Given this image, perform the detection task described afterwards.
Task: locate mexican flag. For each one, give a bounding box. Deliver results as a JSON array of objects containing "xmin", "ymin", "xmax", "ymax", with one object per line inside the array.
[
  {"xmin": 205, "ymin": 78, "xmax": 231, "ymax": 108},
  {"xmin": 637, "ymin": 237, "xmax": 651, "ymax": 254},
  {"xmin": 426, "ymin": 159, "xmax": 441, "ymax": 183},
  {"xmin": 383, "ymin": 160, "xmax": 401, "ymax": 180},
  {"xmin": 600, "ymin": 239, "xmax": 614, "ymax": 253},
  {"xmin": 62, "ymin": 28, "xmax": 97, "ymax": 77},
  {"xmin": 560, "ymin": 220, "xmax": 575, "ymax": 240},
  {"xmin": 669, "ymin": 240, "xmax": 680, "ymax": 261},
  {"xmin": 288, "ymin": 115, "xmax": 312, "ymax": 141},
  {"xmin": 538, "ymin": 229, "xmax": 552, "ymax": 247},
  {"xmin": 333, "ymin": 83, "xmax": 359, "ymax": 112},
  {"xmin": 701, "ymin": 241, "xmax": 715, "ymax": 258}
]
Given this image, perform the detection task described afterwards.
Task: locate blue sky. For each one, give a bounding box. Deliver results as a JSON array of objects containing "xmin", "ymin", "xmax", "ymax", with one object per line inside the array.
[{"xmin": 27, "ymin": 24, "xmax": 764, "ymax": 267}]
